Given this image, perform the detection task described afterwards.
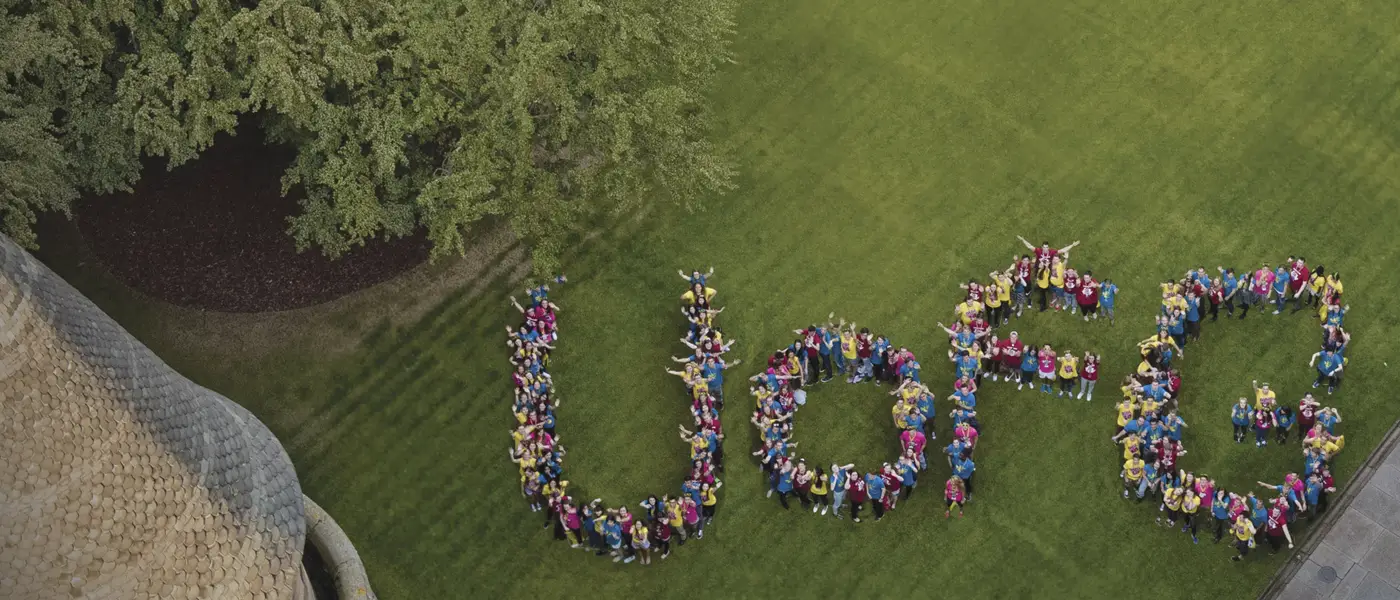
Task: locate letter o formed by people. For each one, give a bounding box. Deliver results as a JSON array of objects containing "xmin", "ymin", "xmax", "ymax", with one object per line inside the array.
[
  {"xmin": 505, "ymin": 271, "xmax": 734, "ymax": 564},
  {"xmin": 1112, "ymin": 260, "xmax": 1349, "ymax": 556}
]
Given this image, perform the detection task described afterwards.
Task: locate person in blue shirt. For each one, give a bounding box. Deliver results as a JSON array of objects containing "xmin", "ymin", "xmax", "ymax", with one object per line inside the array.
[
  {"xmin": 823, "ymin": 326, "xmax": 842, "ymax": 376},
  {"xmin": 1166, "ymin": 311, "xmax": 1186, "ymax": 349},
  {"xmin": 1164, "ymin": 409, "xmax": 1187, "ymax": 442},
  {"xmin": 1318, "ymin": 407, "xmax": 1340, "ymax": 434},
  {"xmin": 866, "ymin": 472, "xmax": 887, "ymax": 521},
  {"xmin": 953, "ymin": 387, "xmax": 976, "ymax": 410},
  {"xmin": 1231, "ymin": 398, "xmax": 1252, "ymax": 443},
  {"xmin": 953, "ymin": 350, "xmax": 979, "ymax": 381},
  {"xmin": 1304, "ymin": 448, "xmax": 1326, "ymax": 477},
  {"xmin": 897, "ymin": 458, "xmax": 918, "ymax": 499},
  {"xmin": 1018, "ymin": 347, "xmax": 1037, "ymax": 391},
  {"xmin": 899, "ymin": 358, "xmax": 922, "ymax": 383},
  {"xmin": 1248, "ymin": 494, "xmax": 1268, "ymax": 531},
  {"xmin": 603, "ymin": 517, "xmax": 625, "ymax": 561},
  {"xmin": 1099, "ymin": 279, "xmax": 1119, "ymax": 325},
  {"xmin": 1140, "ymin": 460, "xmax": 1161, "ymax": 502},
  {"xmin": 1311, "ymin": 349, "xmax": 1344, "ymax": 394},
  {"xmin": 1274, "ymin": 406, "xmax": 1296, "ymax": 445},
  {"xmin": 905, "ymin": 409, "xmax": 927, "ymax": 433},
  {"xmin": 1184, "ymin": 294, "xmax": 1202, "ymax": 341},
  {"xmin": 1145, "ymin": 418, "xmax": 1167, "ymax": 444},
  {"xmin": 1325, "ymin": 304, "xmax": 1348, "ymax": 328},
  {"xmin": 1210, "ymin": 490, "xmax": 1233, "ymax": 543},
  {"xmin": 1271, "ymin": 266, "xmax": 1292, "ymax": 314},
  {"xmin": 945, "ymin": 439, "xmax": 969, "ymax": 467},
  {"xmin": 815, "ymin": 326, "xmax": 834, "ymax": 382},
  {"xmin": 916, "ymin": 392, "xmax": 935, "ymax": 425},
  {"xmin": 774, "ymin": 462, "xmax": 795, "ymax": 509},
  {"xmin": 829, "ymin": 464, "xmax": 852, "ymax": 519},
  {"xmin": 871, "ymin": 336, "xmax": 891, "ymax": 384},
  {"xmin": 677, "ymin": 267, "xmax": 712, "ymax": 287},
  {"xmin": 1217, "ymin": 267, "xmax": 1240, "ymax": 316},
  {"xmin": 1304, "ymin": 474, "xmax": 1324, "ymax": 518},
  {"xmin": 952, "ymin": 454, "xmax": 976, "ymax": 499}
]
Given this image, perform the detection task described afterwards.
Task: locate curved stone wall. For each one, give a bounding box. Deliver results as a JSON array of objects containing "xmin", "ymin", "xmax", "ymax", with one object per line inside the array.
[{"xmin": 0, "ymin": 236, "xmax": 306, "ymax": 599}]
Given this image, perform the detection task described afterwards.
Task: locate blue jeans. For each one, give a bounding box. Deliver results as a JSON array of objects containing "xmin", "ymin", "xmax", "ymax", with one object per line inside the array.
[
  {"xmin": 833, "ymin": 351, "xmax": 847, "ymax": 372},
  {"xmin": 831, "ymin": 490, "xmax": 846, "ymax": 514}
]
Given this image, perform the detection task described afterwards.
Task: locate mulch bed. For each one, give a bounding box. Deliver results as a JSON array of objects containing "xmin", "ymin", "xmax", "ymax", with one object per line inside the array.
[{"xmin": 75, "ymin": 124, "xmax": 430, "ymax": 313}]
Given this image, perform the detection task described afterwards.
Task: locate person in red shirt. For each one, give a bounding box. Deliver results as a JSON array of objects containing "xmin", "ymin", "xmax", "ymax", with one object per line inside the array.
[
  {"xmin": 998, "ymin": 332, "xmax": 1024, "ymax": 386},
  {"xmin": 1018, "ymin": 235, "xmax": 1080, "ymax": 269},
  {"xmin": 1063, "ymin": 268, "xmax": 1081, "ymax": 315},
  {"xmin": 1076, "ymin": 352, "xmax": 1099, "ymax": 401},
  {"xmin": 1264, "ymin": 505, "xmax": 1294, "ymax": 554},
  {"xmin": 1013, "ymin": 255, "xmax": 1033, "ymax": 317},
  {"xmin": 846, "ymin": 469, "xmax": 868, "ymax": 523},
  {"xmin": 1077, "ymin": 272, "xmax": 1100, "ymax": 321},
  {"xmin": 1298, "ymin": 394, "xmax": 1320, "ymax": 432}
]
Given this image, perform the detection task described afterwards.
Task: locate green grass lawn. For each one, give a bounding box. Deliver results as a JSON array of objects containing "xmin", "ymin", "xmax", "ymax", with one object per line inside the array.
[{"xmin": 37, "ymin": 0, "xmax": 1400, "ymax": 598}]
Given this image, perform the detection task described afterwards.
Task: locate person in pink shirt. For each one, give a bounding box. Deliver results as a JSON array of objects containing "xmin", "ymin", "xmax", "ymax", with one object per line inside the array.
[
  {"xmin": 901, "ymin": 428, "xmax": 927, "ymax": 470},
  {"xmin": 945, "ymin": 476, "xmax": 967, "ymax": 518}
]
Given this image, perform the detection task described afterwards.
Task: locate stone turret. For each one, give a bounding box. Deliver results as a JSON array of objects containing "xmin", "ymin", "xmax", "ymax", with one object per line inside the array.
[{"xmin": 0, "ymin": 236, "xmax": 308, "ymax": 599}]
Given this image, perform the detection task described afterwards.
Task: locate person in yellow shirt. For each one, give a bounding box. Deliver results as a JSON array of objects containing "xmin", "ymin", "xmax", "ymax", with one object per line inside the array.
[
  {"xmin": 1180, "ymin": 489, "xmax": 1202, "ymax": 542},
  {"xmin": 1049, "ymin": 257, "xmax": 1067, "ymax": 310},
  {"xmin": 680, "ymin": 282, "xmax": 717, "ymax": 306},
  {"xmin": 1120, "ymin": 433, "xmax": 1143, "ymax": 461},
  {"xmin": 700, "ymin": 481, "xmax": 722, "ymax": 523},
  {"xmin": 955, "ymin": 299, "xmax": 984, "ymax": 326},
  {"xmin": 1123, "ymin": 456, "xmax": 1146, "ymax": 499},
  {"xmin": 993, "ymin": 271, "xmax": 1013, "ymax": 325},
  {"xmin": 810, "ymin": 470, "xmax": 830, "ymax": 515},
  {"xmin": 1252, "ymin": 380, "xmax": 1276, "ymax": 410},
  {"xmin": 1158, "ymin": 485, "xmax": 1184, "ymax": 528},
  {"xmin": 1035, "ymin": 263, "xmax": 1052, "ymax": 312},
  {"xmin": 1115, "ymin": 397, "xmax": 1138, "ymax": 432},
  {"xmin": 1057, "ymin": 351, "xmax": 1079, "ymax": 397},
  {"xmin": 985, "ymin": 277, "xmax": 1004, "ymax": 325},
  {"xmin": 1229, "ymin": 515, "xmax": 1258, "ymax": 561}
]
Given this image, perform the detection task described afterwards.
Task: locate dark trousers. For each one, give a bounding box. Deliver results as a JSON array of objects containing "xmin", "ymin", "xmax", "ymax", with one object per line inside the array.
[
  {"xmin": 820, "ymin": 354, "xmax": 833, "ymax": 380},
  {"xmin": 1224, "ymin": 297, "xmax": 1236, "ymax": 316},
  {"xmin": 1267, "ymin": 533, "xmax": 1283, "ymax": 552},
  {"xmin": 873, "ymin": 362, "xmax": 886, "ymax": 382},
  {"xmin": 850, "ymin": 500, "xmax": 863, "ymax": 520},
  {"xmin": 796, "ymin": 489, "xmax": 812, "ymax": 508},
  {"xmin": 1209, "ymin": 301, "xmax": 1220, "ymax": 321},
  {"xmin": 777, "ymin": 490, "xmax": 791, "ymax": 509},
  {"xmin": 1314, "ymin": 373, "xmax": 1340, "ymax": 389},
  {"xmin": 964, "ymin": 473, "xmax": 975, "ymax": 496},
  {"xmin": 871, "ymin": 499, "xmax": 886, "ymax": 519},
  {"xmin": 1038, "ymin": 287, "xmax": 1050, "ymax": 311},
  {"xmin": 1214, "ymin": 517, "xmax": 1228, "ymax": 541}
]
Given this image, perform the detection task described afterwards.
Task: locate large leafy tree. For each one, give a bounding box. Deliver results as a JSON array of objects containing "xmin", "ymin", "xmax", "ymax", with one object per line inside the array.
[{"xmin": 0, "ymin": 0, "xmax": 737, "ymax": 273}]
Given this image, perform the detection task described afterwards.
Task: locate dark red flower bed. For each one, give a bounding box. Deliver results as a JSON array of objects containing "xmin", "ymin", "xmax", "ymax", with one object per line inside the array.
[{"xmin": 76, "ymin": 126, "xmax": 429, "ymax": 313}]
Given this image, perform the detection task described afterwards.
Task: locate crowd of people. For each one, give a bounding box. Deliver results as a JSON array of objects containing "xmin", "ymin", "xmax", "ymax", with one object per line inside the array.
[
  {"xmin": 747, "ymin": 317, "xmax": 958, "ymax": 520},
  {"xmin": 746, "ymin": 238, "xmax": 1111, "ymax": 521},
  {"xmin": 1113, "ymin": 258, "xmax": 1350, "ymax": 561},
  {"xmin": 507, "ymin": 270, "xmax": 736, "ymax": 565}
]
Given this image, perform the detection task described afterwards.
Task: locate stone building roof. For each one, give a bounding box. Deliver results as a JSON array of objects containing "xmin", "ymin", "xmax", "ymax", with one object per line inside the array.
[{"xmin": 0, "ymin": 236, "xmax": 306, "ymax": 600}]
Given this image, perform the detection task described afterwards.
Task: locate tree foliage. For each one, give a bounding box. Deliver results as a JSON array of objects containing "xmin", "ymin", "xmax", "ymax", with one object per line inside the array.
[{"xmin": 0, "ymin": 0, "xmax": 737, "ymax": 272}]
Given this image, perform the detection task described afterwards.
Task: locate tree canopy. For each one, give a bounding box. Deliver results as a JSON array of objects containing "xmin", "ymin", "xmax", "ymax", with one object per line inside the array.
[{"xmin": 0, "ymin": 0, "xmax": 737, "ymax": 272}]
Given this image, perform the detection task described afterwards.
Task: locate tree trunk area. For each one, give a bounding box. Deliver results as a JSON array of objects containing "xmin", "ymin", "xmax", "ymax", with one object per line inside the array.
[{"xmin": 73, "ymin": 122, "xmax": 429, "ymax": 313}]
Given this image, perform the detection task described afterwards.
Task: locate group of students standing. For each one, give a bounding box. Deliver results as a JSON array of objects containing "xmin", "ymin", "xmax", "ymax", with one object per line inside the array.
[
  {"xmin": 507, "ymin": 271, "xmax": 735, "ymax": 565},
  {"xmin": 1114, "ymin": 259, "xmax": 1351, "ymax": 561},
  {"xmin": 747, "ymin": 318, "xmax": 951, "ymax": 521}
]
